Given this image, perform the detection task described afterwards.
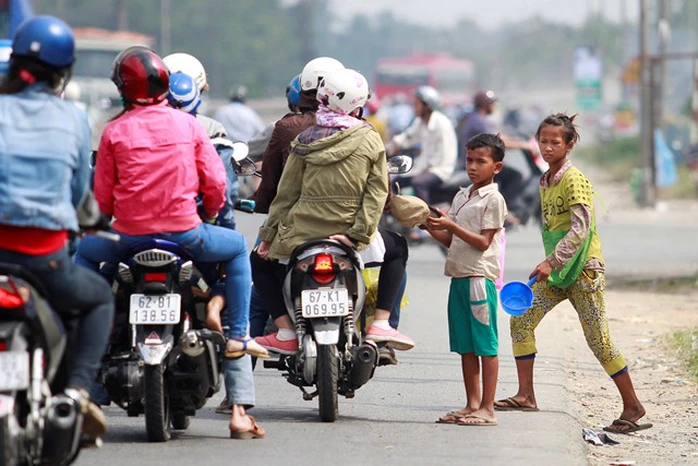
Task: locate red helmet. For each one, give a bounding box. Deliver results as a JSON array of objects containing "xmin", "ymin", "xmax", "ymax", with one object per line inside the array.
[{"xmin": 111, "ymin": 46, "xmax": 170, "ymax": 105}]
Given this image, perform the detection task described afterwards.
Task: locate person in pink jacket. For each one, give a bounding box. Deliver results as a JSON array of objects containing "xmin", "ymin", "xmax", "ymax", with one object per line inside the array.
[{"xmin": 75, "ymin": 47, "xmax": 266, "ymax": 362}]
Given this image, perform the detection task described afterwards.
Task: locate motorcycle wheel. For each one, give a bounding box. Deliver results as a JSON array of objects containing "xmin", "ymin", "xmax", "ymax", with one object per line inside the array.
[
  {"xmin": 171, "ymin": 412, "xmax": 190, "ymax": 430},
  {"xmin": 0, "ymin": 415, "xmax": 18, "ymax": 466},
  {"xmin": 316, "ymin": 344, "xmax": 339, "ymax": 423},
  {"xmin": 144, "ymin": 364, "xmax": 171, "ymax": 442}
]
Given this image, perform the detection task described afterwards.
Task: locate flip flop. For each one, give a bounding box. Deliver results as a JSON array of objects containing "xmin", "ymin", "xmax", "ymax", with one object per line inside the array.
[
  {"xmin": 494, "ymin": 397, "xmax": 539, "ymax": 412},
  {"xmin": 229, "ymin": 415, "xmax": 266, "ymax": 440},
  {"xmin": 225, "ymin": 337, "xmax": 271, "ymax": 360},
  {"xmin": 603, "ymin": 418, "xmax": 653, "ymax": 434},
  {"xmin": 456, "ymin": 414, "xmax": 498, "ymax": 427},
  {"xmin": 435, "ymin": 411, "xmax": 468, "ymax": 424}
]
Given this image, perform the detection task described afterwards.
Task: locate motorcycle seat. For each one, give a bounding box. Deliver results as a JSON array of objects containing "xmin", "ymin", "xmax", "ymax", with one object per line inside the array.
[{"xmin": 0, "ymin": 262, "xmax": 48, "ymax": 297}]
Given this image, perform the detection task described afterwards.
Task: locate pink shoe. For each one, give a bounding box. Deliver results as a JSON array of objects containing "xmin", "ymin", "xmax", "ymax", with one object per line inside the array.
[
  {"xmin": 254, "ymin": 333, "xmax": 298, "ymax": 355},
  {"xmin": 365, "ymin": 324, "xmax": 415, "ymax": 351}
]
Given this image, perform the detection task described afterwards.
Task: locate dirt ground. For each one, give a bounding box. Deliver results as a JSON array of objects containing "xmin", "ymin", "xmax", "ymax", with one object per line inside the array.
[{"xmin": 551, "ymin": 289, "xmax": 698, "ymax": 465}]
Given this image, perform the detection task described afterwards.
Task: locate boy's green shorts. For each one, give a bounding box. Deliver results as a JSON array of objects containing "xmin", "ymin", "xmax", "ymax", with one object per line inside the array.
[{"xmin": 447, "ymin": 277, "xmax": 498, "ymax": 356}]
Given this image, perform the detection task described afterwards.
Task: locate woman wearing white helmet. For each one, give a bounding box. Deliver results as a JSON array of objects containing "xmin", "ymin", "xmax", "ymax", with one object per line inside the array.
[{"xmin": 251, "ymin": 68, "xmax": 413, "ymax": 354}]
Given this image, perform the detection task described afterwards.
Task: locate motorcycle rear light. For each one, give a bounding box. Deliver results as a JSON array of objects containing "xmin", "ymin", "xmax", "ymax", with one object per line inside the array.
[
  {"xmin": 0, "ymin": 287, "xmax": 24, "ymax": 309},
  {"xmin": 144, "ymin": 272, "xmax": 168, "ymax": 282},
  {"xmin": 0, "ymin": 341, "xmax": 6, "ymax": 351},
  {"xmin": 313, "ymin": 253, "xmax": 335, "ymax": 284}
]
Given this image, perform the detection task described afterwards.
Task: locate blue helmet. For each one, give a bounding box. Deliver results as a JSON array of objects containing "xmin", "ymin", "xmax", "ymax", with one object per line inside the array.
[
  {"xmin": 167, "ymin": 72, "xmax": 201, "ymax": 115},
  {"xmin": 286, "ymin": 74, "xmax": 301, "ymax": 109},
  {"xmin": 12, "ymin": 16, "xmax": 75, "ymax": 68}
]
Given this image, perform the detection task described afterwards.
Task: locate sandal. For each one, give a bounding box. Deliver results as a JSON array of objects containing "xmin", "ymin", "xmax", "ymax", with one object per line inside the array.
[
  {"xmin": 494, "ymin": 397, "xmax": 539, "ymax": 412},
  {"xmin": 229, "ymin": 415, "xmax": 265, "ymax": 440},
  {"xmin": 456, "ymin": 414, "xmax": 498, "ymax": 427},
  {"xmin": 603, "ymin": 418, "xmax": 653, "ymax": 434},
  {"xmin": 435, "ymin": 411, "xmax": 468, "ymax": 424},
  {"xmin": 225, "ymin": 337, "xmax": 270, "ymax": 360}
]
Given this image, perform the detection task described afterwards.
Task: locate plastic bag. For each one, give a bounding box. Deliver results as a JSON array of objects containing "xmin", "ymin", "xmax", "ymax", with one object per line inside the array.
[{"xmin": 359, "ymin": 267, "xmax": 409, "ymax": 330}]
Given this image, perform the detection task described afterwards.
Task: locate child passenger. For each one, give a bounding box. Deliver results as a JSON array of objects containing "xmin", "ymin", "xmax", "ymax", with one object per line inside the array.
[{"xmin": 427, "ymin": 133, "xmax": 507, "ymax": 426}]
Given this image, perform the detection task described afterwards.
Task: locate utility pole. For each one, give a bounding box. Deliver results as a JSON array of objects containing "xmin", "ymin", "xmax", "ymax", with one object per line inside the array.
[
  {"xmin": 639, "ymin": 0, "xmax": 656, "ymax": 207},
  {"xmin": 160, "ymin": 0, "xmax": 171, "ymax": 56}
]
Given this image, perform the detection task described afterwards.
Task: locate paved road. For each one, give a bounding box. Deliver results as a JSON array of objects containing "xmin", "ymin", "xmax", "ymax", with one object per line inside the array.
[{"xmin": 77, "ymin": 209, "xmax": 696, "ymax": 466}]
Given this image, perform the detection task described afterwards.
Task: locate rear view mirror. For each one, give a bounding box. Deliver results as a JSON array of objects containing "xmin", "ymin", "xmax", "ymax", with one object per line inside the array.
[
  {"xmin": 387, "ymin": 155, "xmax": 413, "ymax": 175},
  {"xmin": 232, "ymin": 157, "xmax": 258, "ymax": 177}
]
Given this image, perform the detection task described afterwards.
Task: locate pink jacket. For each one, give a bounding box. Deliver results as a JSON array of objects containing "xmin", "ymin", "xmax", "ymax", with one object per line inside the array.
[{"xmin": 94, "ymin": 102, "xmax": 226, "ymax": 236}]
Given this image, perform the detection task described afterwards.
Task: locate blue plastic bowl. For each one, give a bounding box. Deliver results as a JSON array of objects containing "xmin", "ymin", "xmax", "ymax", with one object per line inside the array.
[{"xmin": 500, "ymin": 276, "xmax": 537, "ymax": 316}]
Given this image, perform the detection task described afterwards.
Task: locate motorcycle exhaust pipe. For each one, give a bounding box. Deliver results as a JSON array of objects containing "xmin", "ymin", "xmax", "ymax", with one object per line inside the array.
[
  {"xmin": 349, "ymin": 342, "xmax": 378, "ymax": 389},
  {"xmin": 180, "ymin": 330, "xmax": 206, "ymax": 357},
  {"xmin": 41, "ymin": 395, "xmax": 79, "ymax": 464}
]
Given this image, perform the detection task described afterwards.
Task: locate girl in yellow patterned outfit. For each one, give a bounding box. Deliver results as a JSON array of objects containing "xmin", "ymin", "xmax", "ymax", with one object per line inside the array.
[{"xmin": 495, "ymin": 113, "xmax": 652, "ymax": 434}]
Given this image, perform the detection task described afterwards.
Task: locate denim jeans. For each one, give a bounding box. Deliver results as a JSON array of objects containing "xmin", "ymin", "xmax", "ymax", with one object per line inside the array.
[
  {"xmin": 389, "ymin": 270, "xmax": 407, "ymax": 329},
  {"xmin": 0, "ymin": 247, "xmax": 114, "ymax": 389},
  {"xmin": 74, "ymin": 223, "xmax": 251, "ymax": 337},
  {"xmin": 249, "ymin": 284, "xmax": 268, "ymax": 339},
  {"xmin": 223, "ymin": 355, "xmax": 256, "ymax": 408}
]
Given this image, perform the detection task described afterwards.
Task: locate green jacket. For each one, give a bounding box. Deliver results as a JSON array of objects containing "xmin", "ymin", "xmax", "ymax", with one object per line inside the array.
[{"xmin": 259, "ymin": 124, "xmax": 388, "ymax": 259}]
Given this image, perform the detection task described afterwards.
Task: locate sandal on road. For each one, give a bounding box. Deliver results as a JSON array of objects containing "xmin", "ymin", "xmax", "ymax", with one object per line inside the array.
[
  {"xmin": 494, "ymin": 397, "xmax": 539, "ymax": 412},
  {"xmin": 435, "ymin": 411, "xmax": 468, "ymax": 424},
  {"xmin": 456, "ymin": 414, "xmax": 498, "ymax": 427},
  {"xmin": 603, "ymin": 418, "xmax": 653, "ymax": 434}
]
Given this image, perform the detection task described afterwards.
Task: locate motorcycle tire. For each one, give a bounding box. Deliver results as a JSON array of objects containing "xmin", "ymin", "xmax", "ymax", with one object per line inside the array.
[
  {"xmin": 144, "ymin": 364, "xmax": 171, "ymax": 442},
  {"xmin": 317, "ymin": 344, "xmax": 339, "ymax": 423},
  {"xmin": 0, "ymin": 416, "xmax": 18, "ymax": 466},
  {"xmin": 171, "ymin": 412, "xmax": 190, "ymax": 431}
]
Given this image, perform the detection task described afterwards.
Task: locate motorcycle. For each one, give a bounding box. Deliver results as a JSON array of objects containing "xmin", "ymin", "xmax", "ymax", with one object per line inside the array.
[
  {"xmin": 0, "ymin": 232, "xmax": 116, "ymax": 466},
  {"xmin": 99, "ymin": 143, "xmax": 253, "ymax": 442},
  {"xmin": 260, "ymin": 155, "xmax": 413, "ymax": 422}
]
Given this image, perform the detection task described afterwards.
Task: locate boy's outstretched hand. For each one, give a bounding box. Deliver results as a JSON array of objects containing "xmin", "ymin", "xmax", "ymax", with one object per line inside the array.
[
  {"xmin": 425, "ymin": 208, "xmax": 452, "ymax": 231},
  {"xmin": 530, "ymin": 259, "xmax": 553, "ymax": 282}
]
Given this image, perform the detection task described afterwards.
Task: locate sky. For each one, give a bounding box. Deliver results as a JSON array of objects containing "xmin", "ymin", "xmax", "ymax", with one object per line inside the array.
[{"xmin": 325, "ymin": 0, "xmax": 640, "ymax": 29}]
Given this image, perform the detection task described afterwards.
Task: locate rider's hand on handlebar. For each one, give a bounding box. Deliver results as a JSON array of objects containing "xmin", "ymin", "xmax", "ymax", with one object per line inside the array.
[{"xmin": 256, "ymin": 240, "xmax": 271, "ymax": 259}]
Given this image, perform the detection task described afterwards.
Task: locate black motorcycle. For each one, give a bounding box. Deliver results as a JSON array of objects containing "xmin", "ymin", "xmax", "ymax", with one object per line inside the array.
[
  {"xmin": 100, "ymin": 142, "xmax": 256, "ymax": 442},
  {"xmin": 0, "ymin": 263, "xmax": 99, "ymax": 466},
  {"xmin": 101, "ymin": 239, "xmax": 225, "ymax": 442}
]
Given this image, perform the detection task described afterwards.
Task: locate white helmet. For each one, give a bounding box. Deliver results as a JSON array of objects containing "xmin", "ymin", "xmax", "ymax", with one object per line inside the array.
[
  {"xmin": 317, "ymin": 69, "xmax": 370, "ymax": 114},
  {"xmin": 300, "ymin": 56, "xmax": 344, "ymax": 91},
  {"xmin": 163, "ymin": 52, "xmax": 208, "ymax": 91},
  {"xmin": 415, "ymin": 86, "xmax": 441, "ymax": 110}
]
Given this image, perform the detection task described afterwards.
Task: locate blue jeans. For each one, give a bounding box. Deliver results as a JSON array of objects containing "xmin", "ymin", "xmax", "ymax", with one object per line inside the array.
[
  {"xmin": 0, "ymin": 247, "xmax": 114, "ymax": 389},
  {"xmin": 389, "ymin": 270, "xmax": 407, "ymax": 329},
  {"xmin": 249, "ymin": 284, "xmax": 268, "ymax": 339},
  {"xmin": 223, "ymin": 355, "xmax": 256, "ymax": 408},
  {"xmin": 74, "ymin": 223, "xmax": 251, "ymax": 337}
]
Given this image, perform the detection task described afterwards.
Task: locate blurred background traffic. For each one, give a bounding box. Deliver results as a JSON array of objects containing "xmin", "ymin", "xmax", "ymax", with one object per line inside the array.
[{"xmin": 1, "ymin": 0, "xmax": 697, "ymax": 205}]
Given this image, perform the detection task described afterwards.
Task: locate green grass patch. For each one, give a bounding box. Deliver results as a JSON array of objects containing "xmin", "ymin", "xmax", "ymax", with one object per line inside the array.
[{"xmin": 670, "ymin": 329, "xmax": 698, "ymax": 380}]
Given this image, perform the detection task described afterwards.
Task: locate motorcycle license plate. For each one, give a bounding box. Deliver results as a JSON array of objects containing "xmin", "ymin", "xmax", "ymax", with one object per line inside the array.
[
  {"xmin": 0, "ymin": 351, "xmax": 29, "ymax": 391},
  {"xmin": 301, "ymin": 289, "xmax": 350, "ymax": 318},
  {"xmin": 129, "ymin": 294, "xmax": 181, "ymax": 324}
]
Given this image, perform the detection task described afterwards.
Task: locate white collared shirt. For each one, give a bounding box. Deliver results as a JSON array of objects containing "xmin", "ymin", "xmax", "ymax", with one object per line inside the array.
[
  {"xmin": 392, "ymin": 110, "xmax": 457, "ymax": 181},
  {"xmin": 444, "ymin": 183, "xmax": 507, "ymax": 281}
]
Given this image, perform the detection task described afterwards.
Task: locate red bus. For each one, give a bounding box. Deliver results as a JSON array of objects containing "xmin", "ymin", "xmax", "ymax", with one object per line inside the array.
[{"xmin": 373, "ymin": 53, "xmax": 476, "ymax": 105}]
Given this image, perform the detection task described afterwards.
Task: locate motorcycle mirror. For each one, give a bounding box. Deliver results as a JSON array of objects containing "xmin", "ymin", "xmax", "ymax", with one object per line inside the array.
[
  {"xmin": 233, "ymin": 157, "xmax": 258, "ymax": 177},
  {"xmin": 387, "ymin": 155, "xmax": 413, "ymax": 175}
]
